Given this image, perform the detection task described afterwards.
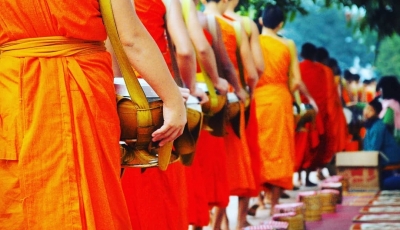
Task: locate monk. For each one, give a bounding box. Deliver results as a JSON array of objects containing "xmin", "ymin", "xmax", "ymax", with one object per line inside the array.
[
  {"xmin": 246, "ymin": 5, "xmax": 317, "ymax": 215},
  {"xmin": 327, "ymin": 57, "xmax": 349, "ymax": 159},
  {"xmin": 116, "ymin": 0, "xmax": 203, "ymax": 229},
  {"xmin": 223, "ymin": 1, "xmax": 266, "ymax": 228},
  {"xmin": 178, "ymin": 0, "xmax": 232, "ymax": 228},
  {"xmin": 202, "ymin": 0, "xmax": 261, "ymax": 229},
  {"xmin": 0, "ymin": 0, "xmax": 187, "ymax": 229},
  {"xmin": 298, "ymin": 42, "xmax": 328, "ymax": 186},
  {"xmin": 314, "ymin": 47, "xmax": 348, "ymax": 177},
  {"xmin": 186, "ymin": 1, "xmax": 256, "ymax": 229}
]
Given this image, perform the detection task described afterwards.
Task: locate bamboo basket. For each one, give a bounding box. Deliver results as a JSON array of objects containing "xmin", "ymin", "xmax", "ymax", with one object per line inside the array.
[
  {"xmin": 320, "ymin": 182, "xmax": 343, "ymax": 204},
  {"xmin": 318, "ymin": 190, "xmax": 339, "ymax": 213},
  {"xmin": 298, "ymin": 193, "xmax": 322, "ymax": 221}
]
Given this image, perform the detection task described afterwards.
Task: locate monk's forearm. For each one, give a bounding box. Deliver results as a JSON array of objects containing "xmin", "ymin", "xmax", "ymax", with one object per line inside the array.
[
  {"xmin": 123, "ymin": 41, "xmax": 182, "ymax": 104},
  {"xmin": 241, "ymin": 49, "xmax": 259, "ymax": 93},
  {"xmin": 176, "ymin": 53, "xmax": 197, "ymax": 91},
  {"xmin": 240, "ymin": 30, "xmax": 259, "ymax": 91},
  {"xmin": 196, "ymin": 46, "xmax": 220, "ymax": 85},
  {"xmin": 250, "ymin": 23, "xmax": 265, "ymax": 76},
  {"xmin": 223, "ymin": 65, "xmax": 241, "ymax": 92}
]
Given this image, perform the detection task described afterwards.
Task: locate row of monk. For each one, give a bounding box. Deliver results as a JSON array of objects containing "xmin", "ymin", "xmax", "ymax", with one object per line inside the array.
[
  {"xmin": 112, "ymin": 0, "xmax": 352, "ymax": 229},
  {"xmin": 0, "ymin": 0, "xmax": 354, "ymax": 229}
]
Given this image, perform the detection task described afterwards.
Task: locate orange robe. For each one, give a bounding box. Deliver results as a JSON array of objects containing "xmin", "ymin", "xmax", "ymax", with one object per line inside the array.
[
  {"xmin": 188, "ymin": 17, "xmax": 233, "ymax": 211},
  {"xmin": 315, "ymin": 64, "xmax": 347, "ymax": 166},
  {"xmin": 246, "ymin": 36, "xmax": 294, "ymax": 190},
  {"xmin": 0, "ymin": 1, "xmax": 131, "ymax": 229},
  {"xmin": 121, "ymin": 164, "xmax": 188, "ymax": 230},
  {"xmin": 299, "ymin": 60, "xmax": 328, "ymax": 113},
  {"xmin": 121, "ymin": 1, "xmax": 189, "ymax": 229},
  {"xmin": 196, "ymin": 132, "xmax": 229, "ymax": 208},
  {"xmin": 299, "ymin": 60, "xmax": 328, "ymax": 170},
  {"xmin": 185, "ymin": 29, "xmax": 213, "ymax": 226},
  {"xmin": 333, "ymin": 76, "xmax": 348, "ymax": 154},
  {"xmin": 294, "ymin": 125, "xmax": 311, "ymax": 172},
  {"xmin": 185, "ymin": 134, "xmax": 210, "ymax": 226},
  {"xmin": 300, "ymin": 114, "xmax": 325, "ymax": 170},
  {"xmin": 217, "ymin": 17, "xmax": 257, "ymax": 197}
]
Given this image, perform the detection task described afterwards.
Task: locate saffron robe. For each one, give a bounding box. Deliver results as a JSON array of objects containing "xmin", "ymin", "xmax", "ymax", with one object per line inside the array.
[
  {"xmin": 247, "ymin": 35, "xmax": 295, "ymax": 190},
  {"xmin": 311, "ymin": 64, "xmax": 347, "ymax": 167},
  {"xmin": 217, "ymin": 16, "xmax": 257, "ymax": 197},
  {"xmin": 298, "ymin": 60, "xmax": 329, "ymax": 169},
  {"xmin": 185, "ymin": 29, "xmax": 213, "ymax": 227},
  {"xmin": 0, "ymin": 0, "xmax": 131, "ymax": 229}
]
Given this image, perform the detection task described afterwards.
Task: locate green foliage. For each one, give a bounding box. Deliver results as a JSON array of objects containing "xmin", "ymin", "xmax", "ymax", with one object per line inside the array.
[
  {"xmin": 236, "ymin": 0, "xmax": 309, "ymax": 20},
  {"xmin": 237, "ymin": 0, "xmax": 400, "ymax": 39},
  {"xmin": 375, "ymin": 35, "xmax": 400, "ymax": 79},
  {"xmin": 237, "ymin": 0, "xmax": 400, "ymax": 77},
  {"xmin": 337, "ymin": 0, "xmax": 400, "ymax": 39}
]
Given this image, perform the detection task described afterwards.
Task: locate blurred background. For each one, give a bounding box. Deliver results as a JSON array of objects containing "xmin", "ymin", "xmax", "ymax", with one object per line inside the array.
[{"xmin": 232, "ymin": 0, "xmax": 400, "ymax": 82}]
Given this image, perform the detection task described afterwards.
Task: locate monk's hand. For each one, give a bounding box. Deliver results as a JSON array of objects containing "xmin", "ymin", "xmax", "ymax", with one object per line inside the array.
[
  {"xmin": 178, "ymin": 87, "xmax": 190, "ymax": 102},
  {"xmin": 152, "ymin": 101, "xmax": 186, "ymax": 147},
  {"xmin": 191, "ymin": 87, "xmax": 209, "ymax": 105},
  {"xmin": 214, "ymin": 78, "xmax": 229, "ymax": 95},
  {"xmin": 236, "ymin": 88, "xmax": 248, "ymax": 103}
]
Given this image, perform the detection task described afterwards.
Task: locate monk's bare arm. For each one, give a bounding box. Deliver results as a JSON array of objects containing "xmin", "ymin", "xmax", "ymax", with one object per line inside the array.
[
  {"xmin": 249, "ymin": 21, "xmax": 265, "ymax": 76},
  {"xmin": 239, "ymin": 27, "xmax": 259, "ymax": 96},
  {"xmin": 212, "ymin": 21, "xmax": 244, "ymax": 96},
  {"xmin": 109, "ymin": 0, "xmax": 186, "ymax": 145},
  {"xmin": 184, "ymin": 0, "xmax": 228, "ymax": 94},
  {"xmin": 165, "ymin": 0, "xmax": 195, "ymax": 87}
]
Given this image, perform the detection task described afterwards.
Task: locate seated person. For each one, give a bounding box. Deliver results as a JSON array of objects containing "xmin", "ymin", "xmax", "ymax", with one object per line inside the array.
[
  {"xmin": 363, "ymin": 98, "xmax": 400, "ymax": 190},
  {"xmin": 363, "ymin": 98, "xmax": 400, "ymax": 166},
  {"xmin": 376, "ymin": 76, "xmax": 400, "ymax": 145}
]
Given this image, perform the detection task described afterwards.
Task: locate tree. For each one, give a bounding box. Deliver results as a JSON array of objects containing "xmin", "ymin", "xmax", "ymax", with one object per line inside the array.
[
  {"xmin": 237, "ymin": 0, "xmax": 400, "ymax": 40},
  {"xmin": 375, "ymin": 35, "xmax": 400, "ymax": 79}
]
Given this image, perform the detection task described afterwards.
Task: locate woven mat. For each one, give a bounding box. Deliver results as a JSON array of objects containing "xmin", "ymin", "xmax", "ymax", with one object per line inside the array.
[{"xmin": 342, "ymin": 192, "xmax": 377, "ymax": 206}]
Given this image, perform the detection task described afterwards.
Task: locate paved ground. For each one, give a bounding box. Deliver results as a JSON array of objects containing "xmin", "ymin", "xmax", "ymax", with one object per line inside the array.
[{"xmin": 200, "ymin": 170, "xmax": 326, "ymax": 230}]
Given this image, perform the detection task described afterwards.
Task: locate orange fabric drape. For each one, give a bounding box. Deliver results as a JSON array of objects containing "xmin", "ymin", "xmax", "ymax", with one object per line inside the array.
[
  {"xmin": 121, "ymin": 164, "xmax": 189, "ymax": 230},
  {"xmin": 312, "ymin": 64, "xmax": 347, "ymax": 167},
  {"xmin": 301, "ymin": 114, "xmax": 325, "ymax": 170},
  {"xmin": 299, "ymin": 60, "xmax": 347, "ymax": 168},
  {"xmin": 0, "ymin": 1, "xmax": 131, "ymax": 228},
  {"xmin": 185, "ymin": 28, "xmax": 214, "ymax": 226},
  {"xmin": 299, "ymin": 60, "xmax": 328, "ymax": 113},
  {"xmin": 196, "ymin": 132, "xmax": 230, "ymax": 208},
  {"xmin": 225, "ymin": 105, "xmax": 257, "ymax": 197},
  {"xmin": 246, "ymin": 36, "xmax": 294, "ymax": 190},
  {"xmin": 216, "ymin": 16, "xmax": 257, "ymax": 196},
  {"xmin": 299, "ymin": 60, "xmax": 330, "ymax": 169},
  {"xmin": 185, "ymin": 140, "xmax": 210, "ymax": 226},
  {"xmin": 294, "ymin": 128, "xmax": 310, "ymax": 172}
]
